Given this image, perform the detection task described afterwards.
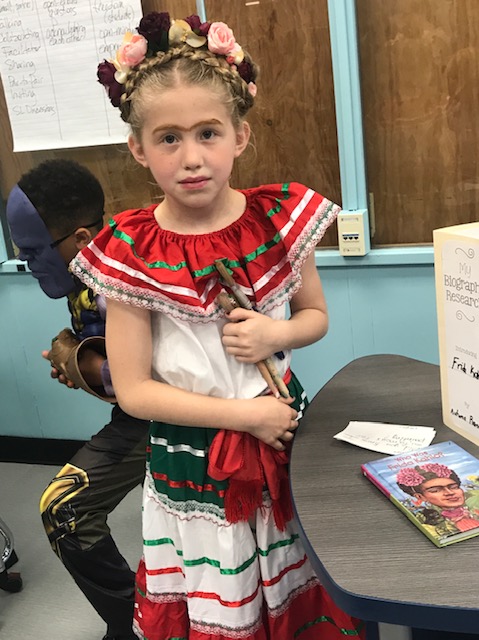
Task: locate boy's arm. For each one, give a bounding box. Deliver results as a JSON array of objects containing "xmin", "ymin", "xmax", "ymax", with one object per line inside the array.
[
  {"xmin": 42, "ymin": 347, "xmax": 107, "ymax": 389},
  {"xmin": 44, "ymin": 329, "xmax": 116, "ymax": 402}
]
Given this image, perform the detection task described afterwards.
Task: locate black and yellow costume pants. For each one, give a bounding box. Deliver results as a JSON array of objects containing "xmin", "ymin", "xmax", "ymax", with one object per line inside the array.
[{"xmin": 40, "ymin": 405, "xmax": 148, "ymax": 639}]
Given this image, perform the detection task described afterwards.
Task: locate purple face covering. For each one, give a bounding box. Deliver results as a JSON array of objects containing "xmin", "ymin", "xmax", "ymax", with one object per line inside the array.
[{"xmin": 6, "ymin": 185, "xmax": 75, "ymax": 299}]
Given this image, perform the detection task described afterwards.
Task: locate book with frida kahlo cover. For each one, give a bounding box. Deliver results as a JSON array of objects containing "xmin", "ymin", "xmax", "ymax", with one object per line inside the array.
[{"xmin": 361, "ymin": 440, "xmax": 479, "ymax": 547}]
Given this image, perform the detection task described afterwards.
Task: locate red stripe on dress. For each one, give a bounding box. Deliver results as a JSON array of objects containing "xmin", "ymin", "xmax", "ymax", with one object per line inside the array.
[
  {"xmin": 152, "ymin": 472, "xmax": 226, "ymax": 497},
  {"xmin": 188, "ymin": 579, "xmax": 261, "ymax": 608},
  {"xmin": 262, "ymin": 554, "xmax": 308, "ymax": 587},
  {"xmin": 147, "ymin": 566, "xmax": 185, "ymax": 577}
]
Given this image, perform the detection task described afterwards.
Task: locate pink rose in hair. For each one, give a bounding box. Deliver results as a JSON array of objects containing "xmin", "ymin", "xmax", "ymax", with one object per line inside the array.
[
  {"xmin": 247, "ymin": 82, "xmax": 257, "ymax": 98},
  {"xmin": 207, "ymin": 22, "xmax": 236, "ymax": 56},
  {"xmin": 117, "ymin": 33, "xmax": 147, "ymax": 68}
]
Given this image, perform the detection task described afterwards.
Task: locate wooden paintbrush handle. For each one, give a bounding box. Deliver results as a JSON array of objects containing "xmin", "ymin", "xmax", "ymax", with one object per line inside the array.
[{"xmin": 263, "ymin": 357, "xmax": 290, "ymax": 398}]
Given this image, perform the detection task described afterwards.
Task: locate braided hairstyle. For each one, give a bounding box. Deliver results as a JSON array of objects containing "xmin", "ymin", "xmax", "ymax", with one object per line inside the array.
[{"xmin": 119, "ymin": 44, "xmax": 259, "ymax": 138}]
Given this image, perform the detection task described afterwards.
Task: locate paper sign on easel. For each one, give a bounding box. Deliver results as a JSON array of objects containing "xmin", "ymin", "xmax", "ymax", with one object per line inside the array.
[{"xmin": 434, "ymin": 223, "xmax": 479, "ymax": 446}]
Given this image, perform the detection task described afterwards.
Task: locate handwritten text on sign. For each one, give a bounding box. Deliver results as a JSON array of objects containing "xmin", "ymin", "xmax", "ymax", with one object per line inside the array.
[
  {"xmin": 443, "ymin": 241, "xmax": 479, "ymax": 439},
  {"xmin": 0, "ymin": 0, "xmax": 142, "ymax": 151}
]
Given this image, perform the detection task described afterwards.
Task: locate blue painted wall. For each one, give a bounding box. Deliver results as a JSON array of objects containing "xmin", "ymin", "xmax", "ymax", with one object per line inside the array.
[{"xmin": 0, "ymin": 258, "xmax": 439, "ymax": 441}]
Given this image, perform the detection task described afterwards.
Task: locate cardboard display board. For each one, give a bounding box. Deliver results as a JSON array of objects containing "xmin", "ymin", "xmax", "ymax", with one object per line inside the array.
[{"xmin": 434, "ymin": 223, "xmax": 479, "ymax": 446}]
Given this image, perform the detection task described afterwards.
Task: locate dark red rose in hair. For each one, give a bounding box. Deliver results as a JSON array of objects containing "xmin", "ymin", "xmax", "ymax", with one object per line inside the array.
[
  {"xmin": 137, "ymin": 11, "xmax": 170, "ymax": 52},
  {"xmin": 97, "ymin": 60, "xmax": 123, "ymax": 108},
  {"xmin": 184, "ymin": 15, "xmax": 210, "ymax": 36},
  {"xmin": 198, "ymin": 21, "xmax": 211, "ymax": 36},
  {"xmin": 97, "ymin": 60, "xmax": 115, "ymax": 85},
  {"xmin": 107, "ymin": 79, "xmax": 124, "ymax": 108},
  {"xmin": 185, "ymin": 14, "xmax": 201, "ymax": 31},
  {"xmin": 237, "ymin": 61, "xmax": 254, "ymax": 84}
]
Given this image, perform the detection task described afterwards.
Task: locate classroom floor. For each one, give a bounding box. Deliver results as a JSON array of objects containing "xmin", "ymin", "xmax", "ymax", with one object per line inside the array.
[
  {"xmin": 1, "ymin": 461, "xmax": 478, "ymax": 640},
  {"xmin": 0, "ymin": 461, "xmax": 142, "ymax": 640}
]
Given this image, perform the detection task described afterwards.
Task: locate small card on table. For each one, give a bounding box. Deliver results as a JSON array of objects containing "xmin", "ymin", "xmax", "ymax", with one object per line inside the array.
[{"xmin": 333, "ymin": 421, "xmax": 436, "ymax": 454}]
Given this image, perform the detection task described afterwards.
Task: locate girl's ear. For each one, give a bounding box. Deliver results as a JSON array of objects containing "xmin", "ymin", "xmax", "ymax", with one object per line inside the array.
[
  {"xmin": 234, "ymin": 121, "xmax": 251, "ymax": 158},
  {"xmin": 128, "ymin": 134, "xmax": 148, "ymax": 168}
]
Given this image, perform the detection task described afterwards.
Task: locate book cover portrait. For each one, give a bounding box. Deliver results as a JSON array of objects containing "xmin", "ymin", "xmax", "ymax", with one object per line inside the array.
[{"xmin": 362, "ymin": 441, "xmax": 479, "ymax": 546}]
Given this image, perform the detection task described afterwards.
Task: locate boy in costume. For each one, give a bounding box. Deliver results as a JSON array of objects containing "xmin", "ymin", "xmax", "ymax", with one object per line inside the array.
[{"xmin": 6, "ymin": 159, "xmax": 149, "ymax": 640}]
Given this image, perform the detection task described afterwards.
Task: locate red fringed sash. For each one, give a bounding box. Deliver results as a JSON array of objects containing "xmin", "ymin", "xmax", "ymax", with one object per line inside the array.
[
  {"xmin": 207, "ymin": 372, "xmax": 294, "ymax": 530},
  {"xmin": 208, "ymin": 430, "xmax": 293, "ymax": 530}
]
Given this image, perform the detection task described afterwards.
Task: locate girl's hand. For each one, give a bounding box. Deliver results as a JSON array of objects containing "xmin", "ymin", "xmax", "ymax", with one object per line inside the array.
[
  {"xmin": 246, "ymin": 395, "xmax": 299, "ymax": 450},
  {"xmin": 222, "ymin": 308, "xmax": 283, "ymax": 363}
]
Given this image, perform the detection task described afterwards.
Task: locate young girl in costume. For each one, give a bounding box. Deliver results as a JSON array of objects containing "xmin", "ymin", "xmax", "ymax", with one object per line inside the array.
[{"xmin": 73, "ymin": 11, "xmax": 364, "ymax": 640}]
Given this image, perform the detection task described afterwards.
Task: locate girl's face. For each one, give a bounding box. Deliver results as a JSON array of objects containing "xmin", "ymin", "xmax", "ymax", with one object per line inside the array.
[{"xmin": 128, "ymin": 82, "xmax": 250, "ymax": 221}]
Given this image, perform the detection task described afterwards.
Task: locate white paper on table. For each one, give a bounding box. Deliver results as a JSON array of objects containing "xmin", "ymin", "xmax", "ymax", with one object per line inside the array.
[
  {"xmin": 333, "ymin": 421, "xmax": 437, "ymax": 454},
  {"xmin": 0, "ymin": 0, "xmax": 143, "ymax": 151}
]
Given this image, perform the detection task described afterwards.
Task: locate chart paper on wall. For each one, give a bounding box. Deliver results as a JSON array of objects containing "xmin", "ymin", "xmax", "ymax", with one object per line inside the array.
[{"xmin": 0, "ymin": 0, "xmax": 143, "ymax": 151}]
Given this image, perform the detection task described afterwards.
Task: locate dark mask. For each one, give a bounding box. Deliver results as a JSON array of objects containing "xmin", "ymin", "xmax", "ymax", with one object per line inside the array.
[{"xmin": 6, "ymin": 185, "xmax": 75, "ymax": 299}]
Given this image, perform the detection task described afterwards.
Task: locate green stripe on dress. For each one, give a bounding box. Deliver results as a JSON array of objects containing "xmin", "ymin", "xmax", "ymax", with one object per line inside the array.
[
  {"xmin": 295, "ymin": 617, "xmax": 364, "ymax": 637},
  {"xmin": 147, "ymin": 374, "xmax": 307, "ymax": 509},
  {"xmin": 109, "ymin": 183, "xmax": 294, "ymax": 274},
  {"xmin": 143, "ymin": 533, "xmax": 301, "ymax": 575},
  {"xmin": 148, "ymin": 424, "xmax": 226, "ymax": 508},
  {"xmin": 266, "ymin": 183, "xmax": 291, "ymax": 218},
  {"xmin": 111, "ymin": 227, "xmax": 284, "ymax": 275}
]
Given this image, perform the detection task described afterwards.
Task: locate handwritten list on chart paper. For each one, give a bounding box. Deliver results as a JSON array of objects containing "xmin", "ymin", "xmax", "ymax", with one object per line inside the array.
[{"xmin": 0, "ymin": 0, "xmax": 143, "ymax": 151}]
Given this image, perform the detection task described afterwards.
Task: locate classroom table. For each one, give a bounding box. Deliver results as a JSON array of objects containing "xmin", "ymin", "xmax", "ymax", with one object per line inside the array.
[{"xmin": 290, "ymin": 355, "xmax": 479, "ymax": 639}]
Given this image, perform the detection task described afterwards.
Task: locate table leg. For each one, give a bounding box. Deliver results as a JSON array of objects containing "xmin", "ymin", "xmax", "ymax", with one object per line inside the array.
[{"xmin": 377, "ymin": 623, "xmax": 413, "ymax": 640}]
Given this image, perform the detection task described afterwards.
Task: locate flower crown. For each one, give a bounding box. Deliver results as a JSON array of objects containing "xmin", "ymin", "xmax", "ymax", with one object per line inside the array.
[
  {"xmin": 97, "ymin": 12, "xmax": 257, "ymax": 110},
  {"xmin": 396, "ymin": 463, "xmax": 453, "ymax": 487}
]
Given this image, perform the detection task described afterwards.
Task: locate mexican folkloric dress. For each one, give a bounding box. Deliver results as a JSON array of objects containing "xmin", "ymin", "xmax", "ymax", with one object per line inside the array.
[{"xmin": 72, "ymin": 183, "xmax": 365, "ymax": 640}]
